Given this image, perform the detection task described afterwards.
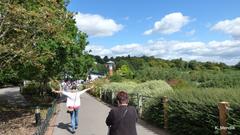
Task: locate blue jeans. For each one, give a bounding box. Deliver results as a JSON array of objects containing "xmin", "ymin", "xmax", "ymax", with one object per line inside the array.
[{"xmin": 70, "ymin": 109, "xmax": 79, "ymax": 130}]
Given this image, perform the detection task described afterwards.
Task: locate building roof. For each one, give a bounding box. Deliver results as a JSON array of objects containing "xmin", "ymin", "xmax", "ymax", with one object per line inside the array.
[{"xmin": 106, "ymin": 61, "xmax": 115, "ymax": 64}]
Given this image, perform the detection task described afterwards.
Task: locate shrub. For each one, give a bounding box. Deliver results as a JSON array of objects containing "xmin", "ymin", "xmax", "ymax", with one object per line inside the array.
[
  {"xmin": 167, "ymin": 79, "xmax": 193, "ymax": 89},
  {"xmin": 145, "ymin": 88, "xmax": 240, "ymax": 135},
  {"xmin": 97, "ymin": 79, "xmax": 240, "ymax": 134},
  {"xmin": 88, "ymin": 78, "xmax": 109, "ymax": 97},
  {"xmin": 134, "ymin": 80, "xmax": 173, "ymax": 97},
  {"xmin": 109, "ymin": 74, "xmax": 123, "ymax": 82},
  {"xmin": 22, "ymin": 81, "xmax": 52, "ymax": 96},
  {"xmin": 101, "ymin": 81, "xmax": 137, "ymax": 93},
  {"xmin": 49, "ymin": 79, "xmax": 60, "ymax": 90},
  {"xmin": 22, "ymin": 81, "xmax": 41, "ymax": 95}
]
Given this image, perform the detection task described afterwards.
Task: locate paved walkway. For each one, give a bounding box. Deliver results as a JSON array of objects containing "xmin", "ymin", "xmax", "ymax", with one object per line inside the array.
[
  {"xmin": 52, "ymin": 93, "xmax": 170, "ymax": 135},
  {"xmin": 0, "ymin": 87, "xmax": 29, "ymax": 107}
]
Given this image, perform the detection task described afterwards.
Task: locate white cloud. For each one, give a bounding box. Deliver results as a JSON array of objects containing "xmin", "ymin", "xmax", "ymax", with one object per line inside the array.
[
  {"xmin": 211, "ymin": 17, "xmax": 240, "ymax": 39},
  {"xmin": 86, "ymin": 40, "xmax": 240, "ymax": 65},
  {"xmin": 86, "ymin": 45, "xmax": 112, "ymax": 56},
  {"xmin": 74, "ymin": 12, "xmax": 123, "ymax": 37},
  {"xmin": 144, "ymin": 12, "xmax": 190, "ymax": 35}
]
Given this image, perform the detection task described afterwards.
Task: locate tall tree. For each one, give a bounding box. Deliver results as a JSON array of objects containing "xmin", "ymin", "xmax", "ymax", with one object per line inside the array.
[
  {"xmin": 235, "ymin": 62, "xmax": 240, "ymax": 69},
  {"xmin": 0, "ymin": 0, "xmax": 93, "ymax": 84}
]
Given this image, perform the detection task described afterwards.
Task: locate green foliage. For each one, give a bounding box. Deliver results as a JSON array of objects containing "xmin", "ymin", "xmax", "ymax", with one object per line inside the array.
[
  {"xmin": 166, "ymin": 88, "xmax": 240, "ymax": 106},
  {"xmin": 167, "ymin": 101, "xmax": 219, "ymax": 135},
  {"xmin": 49, "ymin": 79, "xmax": 60, "ymax": 90},
  {"xmin": 88, "ymin": 79, "xmax": 109, "ymax": 97},
  {"xmin": 0, "ymin": 0, "xmax": 94, "ymax": 86},
  {"xmin": 92, "ymin": 55, "xmax": 240, "ymax": 134},
  {"xmin": 0, "ymin": 67, "xmax": 20, "ymax": 86},
  {"xmin": 116, "ymin": 64, "xmax": 134, "ymax": 79},
  {"xmin": 22, "ymin": 81, "xmax": 42, "ymax": 95},
  {"xmin": 100, "ymin": 80, "xmax": 173, "ymax": 96},
  {"xmin": 22, "ymin": 80, "xmax": 56, "ymax": 97},
  {"xmin": 101, "ymin": 81, "xmax": 137, "ymax": 93},
  {"xmin": 98, "ymin": 79, "xmax": 240, "ymax": 134},
  {"xmin": 109, "ymin": 74, "xmax": 123, "ymax": 82},
  {"xmin": 235, "ymin": 61, "xmax": 240, "ymax": 69},
  {"xmin": 94, "ymin": 55, "xmax": 239, "ymax": 89},
  {"xmin": 133, "ymin": 80, "xmax": 173, "ymax": 96},
  {"xmin": 92, "ymin": 63, "xmax": 108, "ymax": 74},
  {"xmin": 142, "ymin": 98, "xmax": 164, "ymax": 127},
  {"xmin": 166, "ymin": 79, "xmax": 191, "ymax": 89},
  {"xmin": 143, "ymin": 88, "xmax": 240, "ymax": 135}
]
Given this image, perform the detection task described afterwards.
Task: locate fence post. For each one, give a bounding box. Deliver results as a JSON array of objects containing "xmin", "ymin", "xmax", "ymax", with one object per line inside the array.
[
  {"xmin": 111, "ymin": 90, "xmax": 114, "ymax": 105},
  {"xmin": 162, "ymin": 96, "xmax": 168, "ymax": 129},
  {"xmin": 218, "ymin": 101, "xmax": 229, "ymax": 135},
  {"xmin": 104, "ymin": 90, "xmax": 107, "ymax": 101},
  {"xmin": 35, "ymin": 106, "xmax": 41, "ymax": 126},
  {"xmin": 99, "ymin": 88, "xmax": 102, "ymax": 99},
  {"xmin": 138, "ymin": 94, "xmax": 143, "ymax": 118}
]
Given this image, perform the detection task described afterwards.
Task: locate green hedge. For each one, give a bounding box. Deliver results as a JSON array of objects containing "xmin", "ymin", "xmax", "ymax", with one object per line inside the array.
[
  {"xmin": 167, "ymin": 100, "xmax": 219, "ymax": 135},
  {"xmin": 101, "ymin": 80, "xmax": 172, "ymax": 95},
  {"xmin": 22, "ymin": 81, "xmax": 52, "ymax": 96},
  {"xmin": 96, "ymin": 80, "xmax": 240, "ymax": 135},
  {"xmin": 228, "ymin": 106, "xmax": 240, "ymax": 135}
]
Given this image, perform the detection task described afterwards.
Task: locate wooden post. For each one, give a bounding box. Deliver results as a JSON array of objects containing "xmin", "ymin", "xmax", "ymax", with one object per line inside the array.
[
  {"xmin": 104, "ymin": 90, "xmax": 107, "ymax": 101},
  {"xmin": 218, "ymin": 101, "xmax": 229, "ymax": 135},
  {"xmin": 99, "ymin": 88, "xmax": 102, "ymax": 99},
  {"xmin": 162, "ymin": 96, "xmax": 168, "ymax": 129},
  {"xmin": 111, "ymin": 90, "xmax": 114, "ymax": 105},
  {"xmin": 138, "ymin": 94, "xmax": 143, "ymax": 118}
]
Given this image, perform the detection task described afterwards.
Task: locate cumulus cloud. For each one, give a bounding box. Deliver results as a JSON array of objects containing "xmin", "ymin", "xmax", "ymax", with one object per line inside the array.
[
  {"xmin": 144, "ymin": 12, "xmax": 190, "ymax": 35},
  {"xmin": 211, "ymin": 17, "xmax": 240, "ymax": 39},
  {"xmin": 86, "ymin": 40, "xmax": 240, "ymax": 65},
  {"xmin": 86, "ymin": 45, "xmax": 112, "ymax": 56},
  {"xmin": 74, "ymin": 12, "xmax": 123, "ymax": 37}
]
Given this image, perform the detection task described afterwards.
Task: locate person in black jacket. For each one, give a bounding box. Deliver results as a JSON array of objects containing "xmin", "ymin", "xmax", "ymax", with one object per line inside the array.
[{"xmin": 106, "ymin": 91, "xmax": 138, "ymax": 135}]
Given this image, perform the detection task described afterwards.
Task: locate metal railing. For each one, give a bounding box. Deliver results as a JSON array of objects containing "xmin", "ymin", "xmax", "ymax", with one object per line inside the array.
[{"xmin": 33, "ymin": 99, "xmax": 57, "ymax": 135}]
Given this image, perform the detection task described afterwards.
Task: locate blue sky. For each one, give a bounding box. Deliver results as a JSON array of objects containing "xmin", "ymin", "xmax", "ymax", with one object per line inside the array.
[{"xmin": 67, "ymin": 0, "xmax": 240, "ymax": 65}]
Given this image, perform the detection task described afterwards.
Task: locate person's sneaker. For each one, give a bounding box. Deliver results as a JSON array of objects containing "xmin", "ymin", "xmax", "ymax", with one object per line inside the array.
[{"xmin": 71, "ymin": 128, "xmax": 75, "ymax": 134}]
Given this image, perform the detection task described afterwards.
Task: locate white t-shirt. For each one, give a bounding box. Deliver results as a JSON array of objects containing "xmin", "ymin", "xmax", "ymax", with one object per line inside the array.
[{"xmin": 62, "ymin": 89, "xmax": 88, "ymax": 108}]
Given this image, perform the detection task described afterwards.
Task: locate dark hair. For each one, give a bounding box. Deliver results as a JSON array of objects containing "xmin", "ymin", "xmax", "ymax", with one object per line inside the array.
[
  {"xmin": 71, "ymin": 84, "xmax": 77, "ymax": 90},
  {"xmin": 116, "ymin": 91, "xmax": 129, "ymax": 104}
]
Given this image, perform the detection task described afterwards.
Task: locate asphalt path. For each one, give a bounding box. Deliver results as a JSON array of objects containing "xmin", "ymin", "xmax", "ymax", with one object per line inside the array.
[
  {"xmin": 52, "ymin": 93, "xmax": 170, "ymax": 135},
  {"xmin": 0, "ymin": 87, "xmax": 29, "ymax": 106}
]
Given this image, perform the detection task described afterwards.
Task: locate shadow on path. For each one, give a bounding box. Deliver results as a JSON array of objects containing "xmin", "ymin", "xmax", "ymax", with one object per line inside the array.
[{"xmin": 57, "ymin": 122, "xmax": 72, "ymax": 133}]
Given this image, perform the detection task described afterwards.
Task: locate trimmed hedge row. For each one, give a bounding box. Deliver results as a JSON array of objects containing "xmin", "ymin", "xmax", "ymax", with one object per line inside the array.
[{"xmin": 94, "ymin": 80, "xmax": 240, "ymax": 135}]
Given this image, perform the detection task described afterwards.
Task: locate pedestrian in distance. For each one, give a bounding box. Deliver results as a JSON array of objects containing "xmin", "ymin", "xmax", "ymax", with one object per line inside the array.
[{"xmin": 106, "ymin": 91, "xmax": 138, "ymax": 135}]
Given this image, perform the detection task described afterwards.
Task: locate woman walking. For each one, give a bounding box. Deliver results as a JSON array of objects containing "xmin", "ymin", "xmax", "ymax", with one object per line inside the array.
[
  {"xmin": 106, "ymin": 91, "xmax": 138, "ymax": 135},
  {"xmin": 52, "ymin": 84, "xmax": 93, "ymax": 133}
]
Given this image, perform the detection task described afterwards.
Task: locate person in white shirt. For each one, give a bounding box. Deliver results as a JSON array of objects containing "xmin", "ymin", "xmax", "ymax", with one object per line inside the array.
[{"xmin": 52, "ymin": 84, "xmax": 93, "ymax": 133}]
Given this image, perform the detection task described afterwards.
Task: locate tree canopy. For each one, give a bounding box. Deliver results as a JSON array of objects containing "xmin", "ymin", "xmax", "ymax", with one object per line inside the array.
[{"xmin": 0, "ymin": 0, "xmax": 93, "ymax": 85}]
